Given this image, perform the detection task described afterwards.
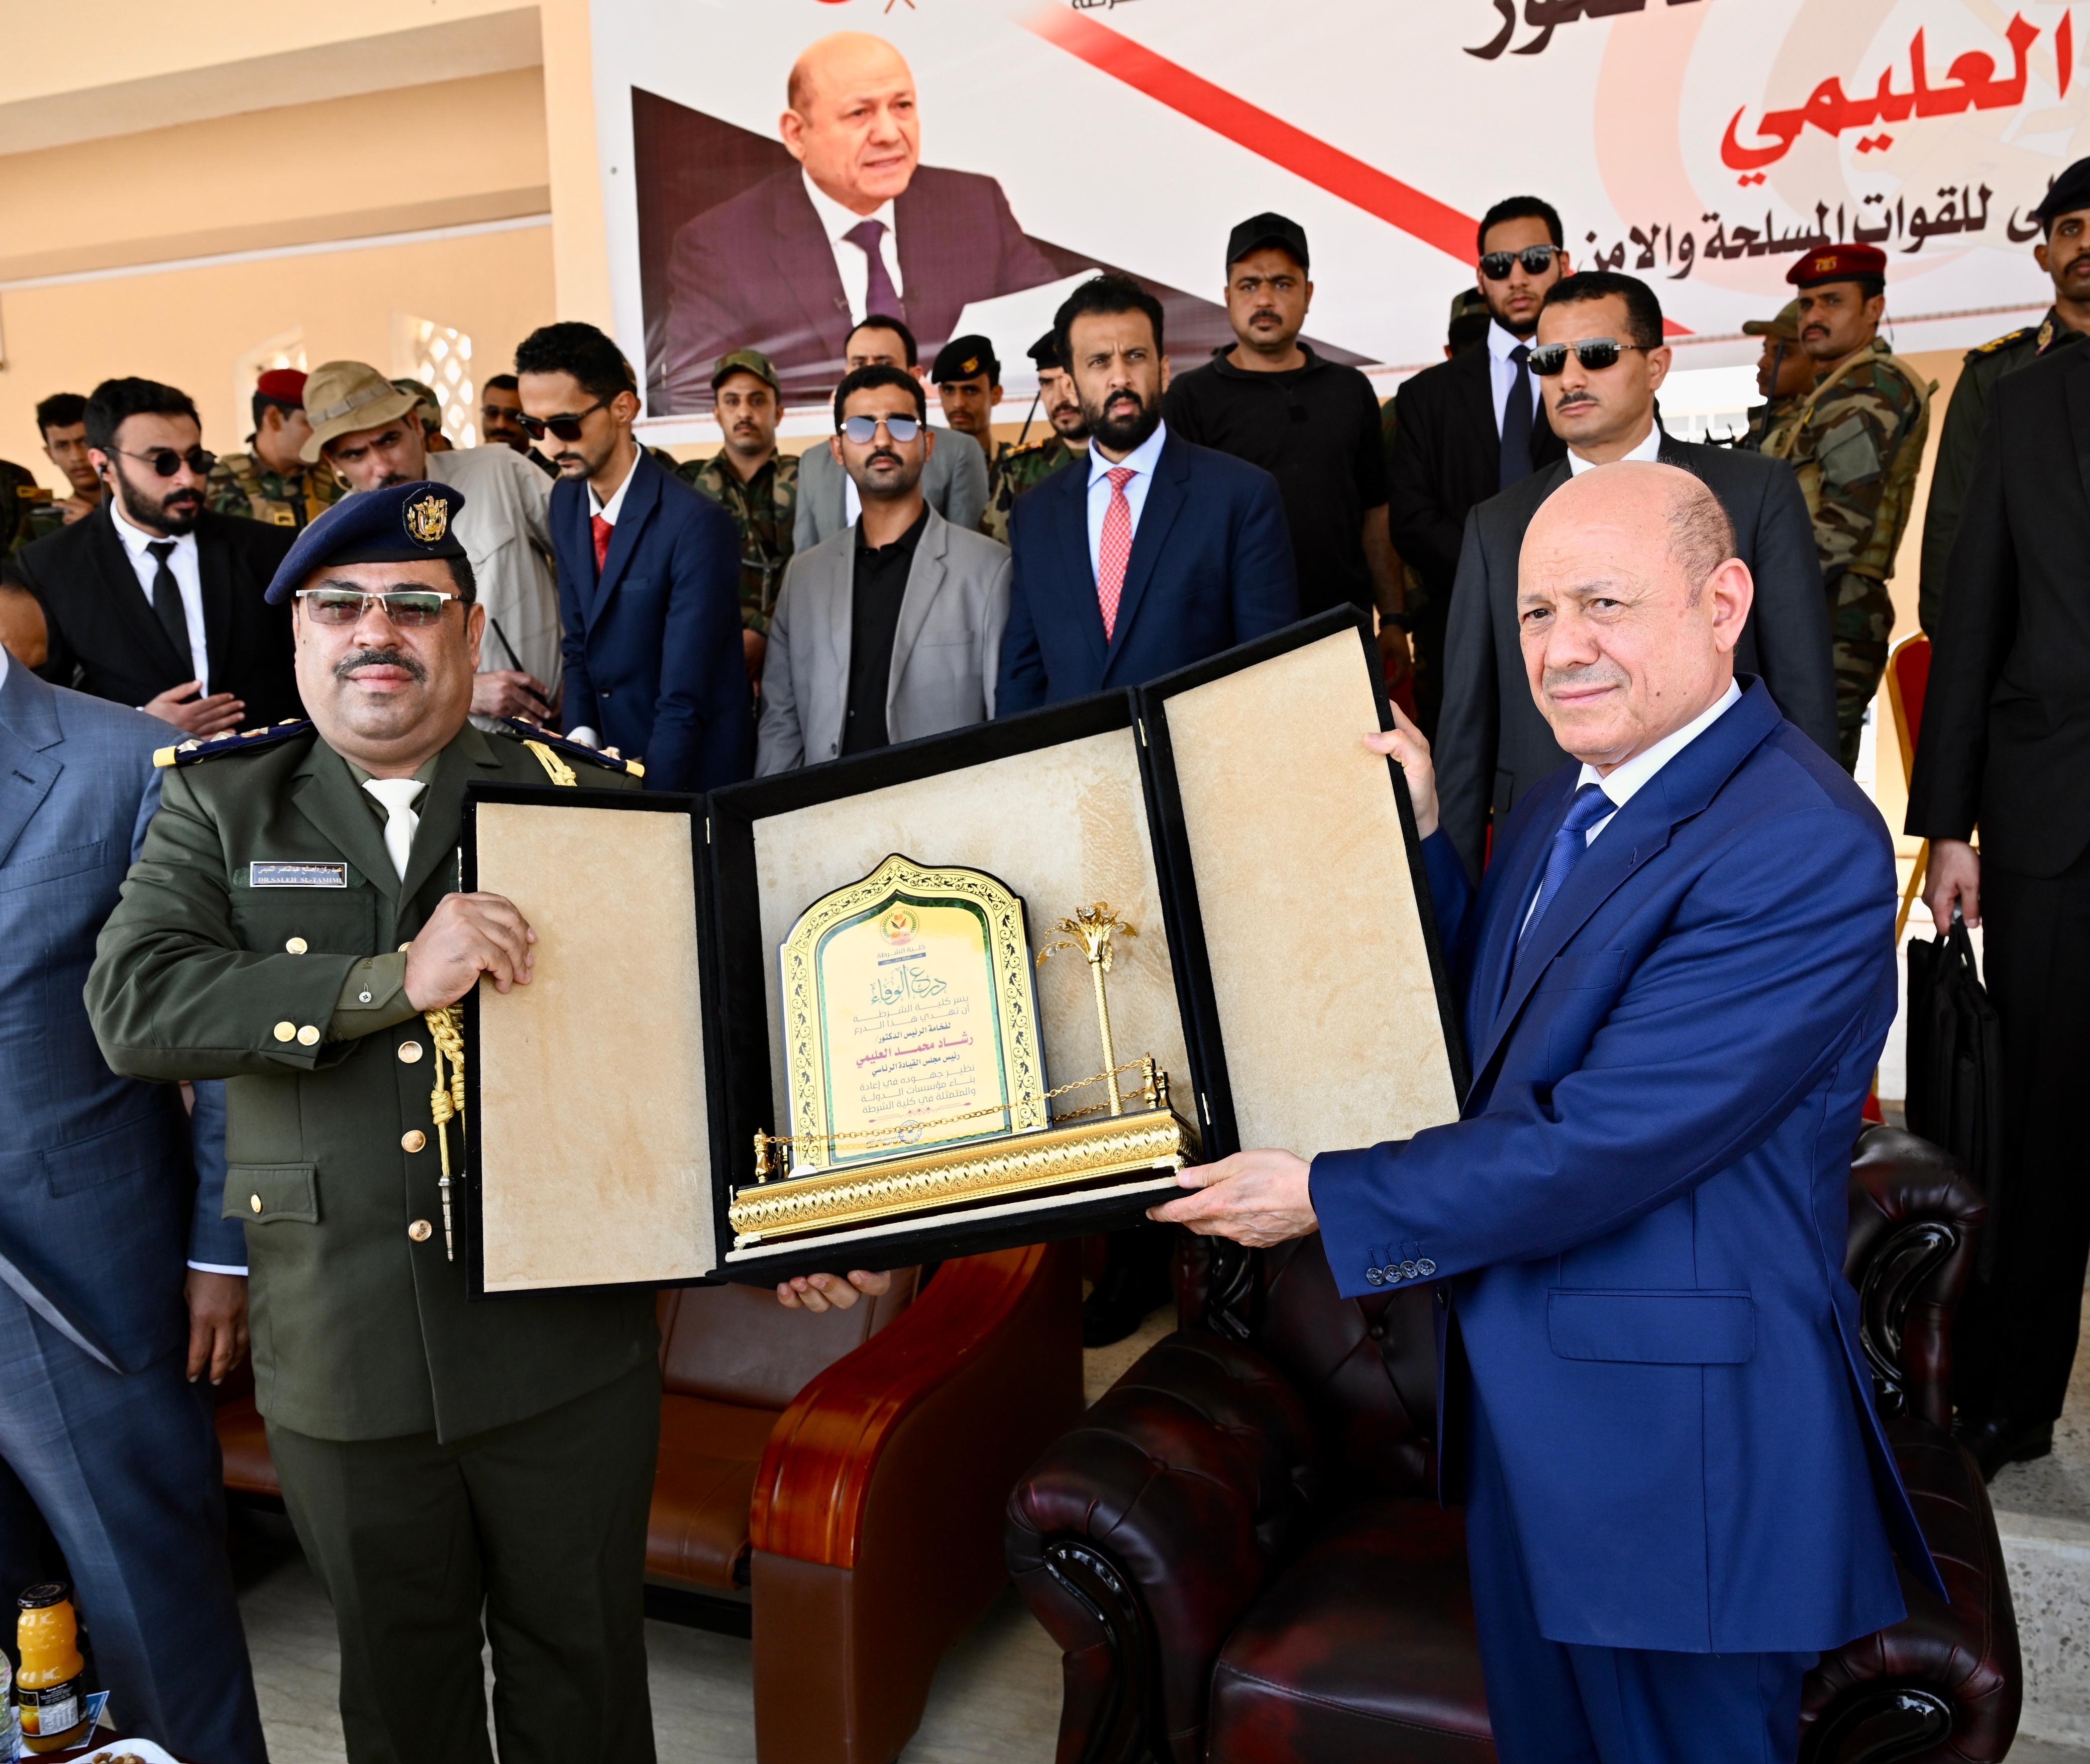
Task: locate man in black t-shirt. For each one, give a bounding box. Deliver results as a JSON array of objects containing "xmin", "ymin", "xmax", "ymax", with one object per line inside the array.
[{"xmin": 1163, "ymin": 214, "xmax": 1406, "ymax": 681}]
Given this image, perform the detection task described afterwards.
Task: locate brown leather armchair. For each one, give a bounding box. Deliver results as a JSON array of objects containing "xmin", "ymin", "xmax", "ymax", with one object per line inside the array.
[
  {"xmin": 1006, "ymin": 1129, "xmax": 2019, "ymax": 1763},
  {"xmin": 222, "ymin": 1240, "xmax": 1082, "ymax": 1764}
]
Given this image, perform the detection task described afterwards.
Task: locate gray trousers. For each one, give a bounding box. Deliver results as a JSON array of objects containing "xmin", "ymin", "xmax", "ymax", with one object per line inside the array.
[
  {"xmin": 267, "ymin": 1360, "xmax": 660, "ymax": 1764},
  {"xmin": 0, "ymin": 1293, "xmax": 266, "ymax": 1764}
]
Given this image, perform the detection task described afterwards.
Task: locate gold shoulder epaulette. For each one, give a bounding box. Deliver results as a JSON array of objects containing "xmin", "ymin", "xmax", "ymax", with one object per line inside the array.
[
  {"xmin": 153, "ymin": 718, "xmax": 312, "ymax": 769},
  {"xmin": 494, "ymin": 719, "xmax": 645, "ymax": 780},
  {"xmin": 1969, "ymin": 326, "xmax": 2037, "ymax": 358}
]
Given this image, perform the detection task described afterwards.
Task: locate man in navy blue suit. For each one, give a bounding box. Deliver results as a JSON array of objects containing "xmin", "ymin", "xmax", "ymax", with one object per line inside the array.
[
  {"xmin": 1156, "ymin": 462, "xmax": 1933, "ymax": 1762},
  {"xmin": 0, "ymin": 641, "xmax": 264, "ymax": 1762},
  {"xmin": 516, "ymin": 323, "xmax": 752, "ymax": 791},
  {"xmin": 995, "ymin": 274, "xmax": 1298, "ymax": 716}
]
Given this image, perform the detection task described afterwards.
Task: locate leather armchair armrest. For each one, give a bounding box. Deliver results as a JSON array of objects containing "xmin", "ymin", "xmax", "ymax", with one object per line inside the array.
[
  {"xmin": 1006, "ymin": 1330, "xmax": 1320, "ymax": 1764},
  {"xmin": 1846, "ymin": 1125, "xmax": 1987, "ymax": 1431}
]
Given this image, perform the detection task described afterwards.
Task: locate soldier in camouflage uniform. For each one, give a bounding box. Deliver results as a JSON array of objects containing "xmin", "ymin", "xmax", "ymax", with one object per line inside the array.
[
  {"xmin": 981, "ymin": 331, "xmax": 1090, "ymax": 545},
  {"xmin": 676, "ymin": 348, "xmax": 797, "ymax": 681},
  {"xmin": 1736, "ymin": 301, "xmax": 1817, "ymax": 455},
  {"xmin": 207, "ymin": 368, "xmax": 344, "ymax": 531},
  {"xmin": 1761, "ymin": 245, "xmax": 1932, "ymax": 772},
  {"xmin": 1919, "ymin": 156, "xmax": 2090, "ymax": 636}
]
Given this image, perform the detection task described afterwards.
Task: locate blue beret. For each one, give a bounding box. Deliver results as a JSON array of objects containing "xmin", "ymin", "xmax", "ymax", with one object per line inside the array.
[{"xmin": 265, "ymin": 480, "xmax": 469, "ymax": 605}]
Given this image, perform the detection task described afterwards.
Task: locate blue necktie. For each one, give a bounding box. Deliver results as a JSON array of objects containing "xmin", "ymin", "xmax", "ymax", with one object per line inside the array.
[
  {"xmin": 1518, "ymin": 783, "xmax": 1615, "ymax": 948},
  {"xmin": 1499, "ymin": 342, "xmax": 1535, "ymax": 489}
]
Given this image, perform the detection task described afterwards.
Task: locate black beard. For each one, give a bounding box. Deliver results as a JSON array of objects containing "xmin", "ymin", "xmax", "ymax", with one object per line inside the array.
[
  {"xmin": 117, "ymin": 472, "xmax": 199, "ymax": 536},
  {"xmin": 1083, "ymin": 389, "xmax": 1161, "ymax": 454}
]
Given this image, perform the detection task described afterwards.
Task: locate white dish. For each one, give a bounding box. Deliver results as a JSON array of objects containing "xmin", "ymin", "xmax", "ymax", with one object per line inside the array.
[{"xmin": 74, "ymin": 1740, "xmax": 180, "ymax": 1764}]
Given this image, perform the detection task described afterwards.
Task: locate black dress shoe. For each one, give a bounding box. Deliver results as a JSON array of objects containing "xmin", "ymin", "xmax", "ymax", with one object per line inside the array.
[{"xmin": 1957, "ymin": 1415, "xmax": 2054, "ymax": 1482}]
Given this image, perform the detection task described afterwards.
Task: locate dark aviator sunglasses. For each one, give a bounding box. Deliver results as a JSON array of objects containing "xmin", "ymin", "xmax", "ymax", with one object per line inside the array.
[
  {"xmin": 1527, "ymin": 338, "xmax": 1650, "ymax": 376},
  {"xmin": 516, "ymin": 397, "xmax": 610, "ymax": 443},
  {"xmin": 112, "ymin": 445, "xmax": 217, "ymax": 478},
  {"xmin": 1478, "ymin": 244, "xmax": 1563, "ymax": 281}
]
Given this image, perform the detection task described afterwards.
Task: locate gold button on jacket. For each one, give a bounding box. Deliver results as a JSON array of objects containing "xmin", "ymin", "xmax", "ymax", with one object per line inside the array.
[
  {"xmin": 401, "ymin": 1130, "xmax": 427, "ymax": 1153},
  {"xmin": 408, "ymin": 1219, "xmax": 433, "ymax": 1242},
  {"xmin": 397, "ymin": 1041, "xmax": 423, "ymax": 1064},
  {"xmin": 273, "ymin": 1021, "xmax": 296, "ymax": 1042},
  {"xmin": 296, "ymin": 1024, "xmax": 321, "ymax": 1047},
  {"xmin": 285, "ymin": 936, "xmax": 308, "ymax": 954}
]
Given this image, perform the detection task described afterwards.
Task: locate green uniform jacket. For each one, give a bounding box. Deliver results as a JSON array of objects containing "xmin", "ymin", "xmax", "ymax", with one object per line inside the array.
[
  {"xmin": 678, "ymin": 451, "xmax": 799, "ymax": 634},
  {"xmin": 206, "ymin": 451, "xmax": 345, "ymax": 531},
  {"xmin": 85, "ymin": 720, "xmax": 658, "ymax": 1444},
  {"xmin": 982, "ymin": 436, "xmax": 1080, "ymax": 545},
  {"xmin": 1917, "ymin": 308, "xmax": 2085, "ymax": 636}
]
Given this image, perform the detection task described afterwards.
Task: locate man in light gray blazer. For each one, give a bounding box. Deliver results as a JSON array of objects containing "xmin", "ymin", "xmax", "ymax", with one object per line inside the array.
[
  {"xmin": 0, "ymin": 625, "xmax": 265, "ymax": 1763},
  {"xmin": 759, "ymin": 365, "xmax": 1010, "ymax": 774}
]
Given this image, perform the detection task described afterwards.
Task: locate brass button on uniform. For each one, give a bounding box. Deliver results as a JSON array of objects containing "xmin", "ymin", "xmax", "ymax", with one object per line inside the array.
[
  {"xmin": 273, "ymin": 1021, "xmax": 296, "ymax": 1043},
  {"xmin": 401, "ymin": 1130, "xmax": 427, "ymax": 1153},
  {"xmin": 249, "ymin": 1194, "xmax": 263, "ymax": 1214},
  {"xmin": 408, "ymin": 1219, "xmax": 433, "ymax": 1242},
  {"xmin": 398, "ymin": 1041, "xmax": 423, "ymax": 1064},
  {"xmin": 284, "ymin": 937, "xmax": 307, "ymax": 954},
  {"xmin": 296, "ymin": 1024, "xmax": 321, "ymax": 1047}
]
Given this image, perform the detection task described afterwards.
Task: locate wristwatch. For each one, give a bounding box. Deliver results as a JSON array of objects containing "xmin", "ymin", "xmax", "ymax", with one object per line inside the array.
[{"xmin": 1380, "ymin": 611, "xmax": 1415, "ymax": 633}]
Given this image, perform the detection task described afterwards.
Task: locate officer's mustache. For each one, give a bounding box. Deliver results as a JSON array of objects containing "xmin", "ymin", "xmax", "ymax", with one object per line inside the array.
[
  {"xmin": 1554, "ymin": 389, "xmax": 1601, "ymax": 411},
  {"xmin": 864, "ymin": 447, "xmax": 903, "ymax": 469},
  {"xmin": 336, "ymin": 647, "xmax": 429, "ymax": 683}
]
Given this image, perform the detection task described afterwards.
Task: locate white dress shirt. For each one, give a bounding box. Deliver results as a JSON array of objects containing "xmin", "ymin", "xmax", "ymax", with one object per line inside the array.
[
  {"xmin": 1518, "ymin": 680, "xmax": 1742, "ymax": 937},
  {"xmin": 1565, "ymin": 423, "xmax": 1663, "ymax": 475},
  {"xmin": 802, "ymin": 171, "xmax": 906, "ymax": 325},
  {"xmin": 1084, "ymin": 419, "xmax": 1170, "ymax": 585},
  {"xmin": 566, "ymin": 452, "xmax": 644, "ymax": 749},
  {"xmin": 109, "ymin": 496, "xmax": 210, "ymax": 692},
  {"xmin": 1487, "ymin": 321, "xmax": 1544, "ymax": 439}
]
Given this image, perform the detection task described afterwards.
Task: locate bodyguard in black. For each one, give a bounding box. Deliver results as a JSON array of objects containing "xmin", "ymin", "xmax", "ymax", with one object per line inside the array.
[{"xmin": 1163, "ymin": 214, "xmax": 1393, "ymax": 622}]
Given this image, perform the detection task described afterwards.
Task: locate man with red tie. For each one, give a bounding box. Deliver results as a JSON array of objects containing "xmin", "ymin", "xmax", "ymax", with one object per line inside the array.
[{"xmin": 516, "ymin": 322, "xmax": 752, "ymax": 792}]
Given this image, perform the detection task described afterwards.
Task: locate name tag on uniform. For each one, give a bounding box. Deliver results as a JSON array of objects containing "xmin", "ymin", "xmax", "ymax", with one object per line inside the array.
[{"xmin": 250, "ymin": 861, "xmax": 349, "ymax": 889}]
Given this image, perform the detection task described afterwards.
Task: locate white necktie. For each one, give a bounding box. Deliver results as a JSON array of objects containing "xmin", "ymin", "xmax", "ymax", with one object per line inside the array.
[{"xmin": 362, "ymin": 778, "xmax": 426, "ymax": 881}]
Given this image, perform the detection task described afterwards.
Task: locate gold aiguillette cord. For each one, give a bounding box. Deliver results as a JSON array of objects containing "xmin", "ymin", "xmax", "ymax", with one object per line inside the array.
[{"xmin": 424, "ymin": 1005, "xmax": 467, "ymax": 1261}]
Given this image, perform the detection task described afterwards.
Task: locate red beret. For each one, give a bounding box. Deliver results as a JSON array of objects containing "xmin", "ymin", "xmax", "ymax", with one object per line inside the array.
[
  {"xmin": 256, "ymin": 368, "xmax": 308, "ymax": 403},
  {"xmin": 1787, "ymin": 244, "xmax": 1888, "ymax": 288}
]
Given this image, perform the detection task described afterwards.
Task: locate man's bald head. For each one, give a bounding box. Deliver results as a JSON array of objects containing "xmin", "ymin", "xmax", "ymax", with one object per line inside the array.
[
  {"xmin": 1516, "ymin": 462, "xmax": 1752, "ymax": 771},
  {"xmin": 782, "ymin": 34, "xmax": 920, "ymax": 215}
]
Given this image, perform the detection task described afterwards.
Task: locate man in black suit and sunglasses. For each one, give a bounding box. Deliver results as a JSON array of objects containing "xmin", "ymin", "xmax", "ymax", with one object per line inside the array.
[
  {"xmin": 1432, "ymin": 270, "xmax": 1838, "ymax": 879},
  {"xmin": 11, "ymin": 377, "xmax": 299, "ymax": 734},
  {"xmin": 1387, "ymin": 196, "xmax": 1573, "ymax": 737}
]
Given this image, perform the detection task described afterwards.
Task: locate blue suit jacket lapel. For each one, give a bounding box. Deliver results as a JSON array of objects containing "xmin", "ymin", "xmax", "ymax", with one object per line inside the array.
[
  {"xmin": 1101, "ymin": 436, "xmax": 1188, "ymax": 681},
  {"xmin": 1467, "ymin": 680, "xmax": 1783, "ymax": 1096},
  {"xmin": 1051, "ymin": 463, "xmax": 1108, "ymax": 676},
  {"xmin": 588, "ymin": 457, "xmax": 661, "ymax": 632},
  {"xmin": 0, "ymin": 664, "xmax": 62, "ymax": 870}
]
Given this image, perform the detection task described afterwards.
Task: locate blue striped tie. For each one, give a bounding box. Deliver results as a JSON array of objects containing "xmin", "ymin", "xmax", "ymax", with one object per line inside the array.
[{"xmin": 1518, "ymin": 783, "xmax": 1615, "ymax": 948}]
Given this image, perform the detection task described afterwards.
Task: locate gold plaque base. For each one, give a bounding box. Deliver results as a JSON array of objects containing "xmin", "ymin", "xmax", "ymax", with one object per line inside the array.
[{"xmin": 728, "ymin": 1106, "xmax": 1201, "ymax": 1248}]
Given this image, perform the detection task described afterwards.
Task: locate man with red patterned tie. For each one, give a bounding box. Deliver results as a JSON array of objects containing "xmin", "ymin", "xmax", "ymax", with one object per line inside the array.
[{"xmin": 995, "ymin": 274, "xmax": 1298, "ymax": 1344}]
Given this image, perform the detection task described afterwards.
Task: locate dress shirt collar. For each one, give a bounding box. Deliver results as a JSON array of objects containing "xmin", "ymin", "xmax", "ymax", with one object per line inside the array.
[
  {"xmin": 108, "ymin": 491, "xmax": 196, "ymax": 559},
  {"xmin": 801, "ymin": 171, "xmax": 896, "ymax": 249},
  {"xmin": 1488, "ymin": 320, "xmax": 1534, "ymax": 366},
  {"xmin": 0, "ymin": 645, "xmax": 9, "ymax": 694},
  {"xmin": 1087, "ymin": 418, "xmax": 1168, "ymax": 489},
  {"xmin": 588, "ymin": 450, "xmax": 641, "ymax": 523},
  {"xmin": 1566, "ymin": 422, "xmax": 1663, "ymax": 475},
  {"xmin": 1578, "ymin": 679, "xmax": 1742, "ymax": 818}
]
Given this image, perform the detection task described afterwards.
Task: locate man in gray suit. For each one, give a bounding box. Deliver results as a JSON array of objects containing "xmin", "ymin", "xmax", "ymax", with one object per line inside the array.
[
  {"xmin": 0, "ymin": 638, "xmax": 264, "ymax": 1762},
  {"xmin": 760, "ymin": 364, "xmax": 1009, "ymax": 773},
  {"xmin": 793, "ymin": 318, "xmax": 989, "ymax": 551},
  {"xmin": 1434, "ymin": 270, "xmax": 1838, "ymax": 877}
]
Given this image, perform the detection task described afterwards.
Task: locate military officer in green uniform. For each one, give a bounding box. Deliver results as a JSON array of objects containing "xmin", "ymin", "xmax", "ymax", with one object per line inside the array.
[
  {"xmin": 85, "ymin": 480, "xmax": 884, "ymax": 1763},
  {"xmin": 1760, "ymin": 243, "xmax": 1933, "ymax": 772},
  {"xmin": 678, "ymin": 347, "xmax": 797, "ymax": 684},
  {"xmin": 980, "ymin": 332, "xmax": 1090, "ymax": 545},
  {"xmin": 1736, "ymin": 300, "xmax": 1816, "ymax": 454},
  {"xmin": 1919, "ymin": 156, "xmax": 2090, "ymax": 636},
  {"xmin": 207, "ymin": 368, "xmax": 344, "ymax": 531}
]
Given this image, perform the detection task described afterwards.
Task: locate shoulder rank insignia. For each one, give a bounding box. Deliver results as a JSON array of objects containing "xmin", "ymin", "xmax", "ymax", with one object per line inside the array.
[
  {"xmin": 495, "ymin": 719, "xmax": 645, "ymax": 780},
  {"xmin": 1970, "ymin": 325, "xmax": 2037, "ymax": 358},
  {"xmin": 154, "ymin": 718, "xmax": 313, "ymax": 769}
]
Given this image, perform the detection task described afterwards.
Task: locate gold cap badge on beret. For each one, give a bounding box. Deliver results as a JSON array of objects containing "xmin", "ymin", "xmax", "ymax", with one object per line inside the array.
[{"xmin": 404, "ymin": 491, "xmax": 449, "ymax": 546}]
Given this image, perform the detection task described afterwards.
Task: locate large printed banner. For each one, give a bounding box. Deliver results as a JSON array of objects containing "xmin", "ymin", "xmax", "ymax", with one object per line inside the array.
[{"xmin": 592, "ymin": 0, "xmax": 2089, "ymax": 426}]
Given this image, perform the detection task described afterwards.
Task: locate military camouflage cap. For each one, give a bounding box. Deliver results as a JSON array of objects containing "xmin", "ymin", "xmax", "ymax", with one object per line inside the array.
[
  {"xmin": 391, "ymin": 378, "xmax": 444, "ymax": 434},
  {"xmin": 1742, "ymin": 300, "xmax": 1803, "ymax": 343},
  {"xmin": 712, "ymin": 348, "xmax": 781, "ymax": 395}
]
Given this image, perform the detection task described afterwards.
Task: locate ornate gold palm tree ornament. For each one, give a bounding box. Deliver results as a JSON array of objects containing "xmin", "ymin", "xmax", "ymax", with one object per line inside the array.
[{"xmin": 1037, "ymin": 903, "xmax": 1137, "ymax": 1116}]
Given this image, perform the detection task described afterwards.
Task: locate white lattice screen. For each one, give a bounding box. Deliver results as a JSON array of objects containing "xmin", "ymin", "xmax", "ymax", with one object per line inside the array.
[{"xmin": 390, "ymin": 313, "xmax": 478, "ymax": 448}]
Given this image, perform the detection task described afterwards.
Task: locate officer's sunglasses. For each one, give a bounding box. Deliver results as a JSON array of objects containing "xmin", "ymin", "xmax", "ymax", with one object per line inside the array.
[
  {"xmin": 1527, "ymin": 338, "xmax": 1650, "ymax": 376},
  {"xmin": 1478, "ymin": 245, "xmax": 1563, "ymax": 281},
  {"xmin": 295, "ymin": 588, "xmax": 458, "ymax": 629},
  {"xmin": 112, "ymin": 445, "xmax": 216, "ymax": 477},
  {"xmin": 839, "ymin": 413, "xmax": 922, "ymax": 444},
  {"xmin": 515, "ymin": 398, "xmax": 609, "ymax": 442}
]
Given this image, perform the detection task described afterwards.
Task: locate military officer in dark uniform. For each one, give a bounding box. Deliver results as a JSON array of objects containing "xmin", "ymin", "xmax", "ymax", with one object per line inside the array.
[
  {"xmin": 1919, "ymin": 156, "xmax": 2090, "ymax": 636},
  {"xmin": 980, "ymin": 332, "xmax": 1089, "ymax": 545},
  {"xmin": 85, "ymin": 481, "xmax": 885, "ymax": 1763}
]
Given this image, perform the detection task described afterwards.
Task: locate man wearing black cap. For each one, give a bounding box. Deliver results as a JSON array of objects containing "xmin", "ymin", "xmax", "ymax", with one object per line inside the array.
[
  {"xmin": 1165, "ymin": 214, "xmax": 1404, "ymax": 654},
  {"xmin": 86, "ymin": 480, "xmax": 885, "ymax": 1761},
  {"xmin": 931, "ymin": 333, "xmax": 1003, "ymax": 459},
  {"xmin": 1919, "ymin": 157, "xmax": 2090, "ymax": 637},
  {"xmin": 981, "ymin": 331, "xmax": 1090, "ymax": 545},
  {"xmin": 1760, "ymin": 244, "xmax": 1932, "ymax": 770}
]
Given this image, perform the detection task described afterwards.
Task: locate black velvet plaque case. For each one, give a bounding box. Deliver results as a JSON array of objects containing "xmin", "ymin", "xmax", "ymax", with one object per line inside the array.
[{"xmin": 459, "ymin": 608, "xmax": 1467, "ymax": 1292}]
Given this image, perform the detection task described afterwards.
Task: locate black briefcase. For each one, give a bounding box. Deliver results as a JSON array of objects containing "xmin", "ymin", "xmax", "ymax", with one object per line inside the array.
[{"xmin": 1905, "ymin": 917, "xmax": 2006, "ymax": 1271}]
